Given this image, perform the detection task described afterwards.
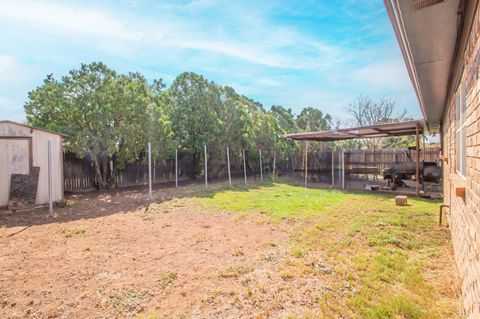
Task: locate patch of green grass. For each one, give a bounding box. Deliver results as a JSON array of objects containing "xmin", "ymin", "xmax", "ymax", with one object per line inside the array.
[
  {"xmin": 157, "ymin": 271, "xmax": 177, "ymax": 289},
  {"xmin": 199, "ymin": 183, "xmax": 356, "ymax": 219},
  {"xmin": 290, "ymin": 246, "xmax": 307, "ymax": 258},
  {"xmin": 108, "ymin": 289, "xmax": 151, "ymax": 317},
  {"xmin": 63, "ymin": 226, "xmax": 86, "ymax": 238},
  {"xmin": 219, "ymin": 264, "xmax": 253, "ymax": 278},
  {"xmin": 195, "ymin": 182, "xmax": 460, "ymax": 318}
]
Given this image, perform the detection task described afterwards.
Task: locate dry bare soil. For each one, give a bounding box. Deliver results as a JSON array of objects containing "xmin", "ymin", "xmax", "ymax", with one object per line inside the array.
[{"xmin": 0, "ymin": 181, "xmax": 463, "ymax": 319}]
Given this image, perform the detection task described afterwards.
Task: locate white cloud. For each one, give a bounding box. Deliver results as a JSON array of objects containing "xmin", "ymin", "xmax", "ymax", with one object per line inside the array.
[
  {"xmin": 0, "ymin": 55, "xmax": 42, "ymax": 88},
  {"xmin": 0, "ymin": 96, "xmax": 25, "ymax": 121},
  {"xmin": 0, "ymin": 0, "xmax": 342, "ymax": 69},
  {"xmin": 0, "ymin": 0, "xmax": 419, "ymax": 119},
  {"xmin": 351, "ymin": 59, "xmax": 412, "ymax": 91},
  {"xmin": 0, "ymin": 1, "xmax": 137, "ymax": 40}
]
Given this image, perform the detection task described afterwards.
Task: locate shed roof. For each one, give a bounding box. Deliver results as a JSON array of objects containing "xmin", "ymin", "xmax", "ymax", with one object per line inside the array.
[
  {"xmin": 0, "ymin": 120, "xmax": 68, "ymax": 137},
  {"xmin": 286, "ymin": 120, "xmax": 425, "ymax": 142}
]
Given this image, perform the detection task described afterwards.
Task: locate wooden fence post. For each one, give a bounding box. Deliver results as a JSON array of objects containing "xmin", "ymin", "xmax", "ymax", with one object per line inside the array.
[
  {"xmin": 292, "ymin": 155, "xmax": 295, "ymax": 179},
  {"xmin": 331, "ymin": 150, "xmax": 334, "ymax": 186}
]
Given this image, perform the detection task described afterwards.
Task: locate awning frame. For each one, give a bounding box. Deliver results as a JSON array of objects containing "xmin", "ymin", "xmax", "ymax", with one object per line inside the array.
[{"xmin": 285, "ymin": 120, "xmax": 426, "ymax": 142}]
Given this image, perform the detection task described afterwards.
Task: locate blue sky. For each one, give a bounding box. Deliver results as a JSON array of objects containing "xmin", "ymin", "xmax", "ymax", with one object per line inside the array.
[{"xmin": 0, "ymin": 0, "xmax": 418, "ymax": 122}]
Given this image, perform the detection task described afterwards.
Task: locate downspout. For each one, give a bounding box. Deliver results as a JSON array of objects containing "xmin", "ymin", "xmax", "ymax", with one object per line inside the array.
[{"xmin": 438, "ymin": 123, "xmax": 449, "ymax": 227}]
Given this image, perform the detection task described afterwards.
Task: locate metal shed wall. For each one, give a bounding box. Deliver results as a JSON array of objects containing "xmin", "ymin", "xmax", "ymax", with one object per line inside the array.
[{"xmin": 0, "ymin": 122, "xmax": 64, "ymax": 207}]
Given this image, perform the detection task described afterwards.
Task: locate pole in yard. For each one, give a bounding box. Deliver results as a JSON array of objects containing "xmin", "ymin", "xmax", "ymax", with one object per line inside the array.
[
  {"xmin": 304, "ymin": 141, "xmax": 308, "ymax": 188},
  {"xmin": 47, "ymin": 140, "xmax": 53, "ymax": 215},
  {"xmin": 243, "ymin": 149, "xmax": 247, "ymax": 185},
  {"xmin": 415, "ymin": 126, "xmax": 420, "ymax": 196},
  {"xmin": 175, "ymin": 148, "xmax": 178, "ymax": 188},
  {"xmin": 259, "ymin": 149, "xmax": 263, "ymax": 181},
  {"xmin": 331, "ymin": 150, "xmax": 335, "ymax": 186},
  {"xmin": 272, "ymin": 152, "xmax": 276, "ymax": 180},
  {"xmin": 226, "ymin": 147, "xmax": 232, "ymax": 187},
  {"xmin": 148, "ymin": 142, "xmax": 152, "ymax": 197},
  {"xmin": 292, "ymin": 155, "xmax": 295, "ymax": 179},
  {"xmin": 341, "ymin": 149, "xmax": 345, "ymax": 190},
  {"xmin": 423, "ymin": 133, "xmax": 426, "ymax": 161},
  {"xmin": 204, "ymin": 144, "xmax": 208, "ymax": 189}
]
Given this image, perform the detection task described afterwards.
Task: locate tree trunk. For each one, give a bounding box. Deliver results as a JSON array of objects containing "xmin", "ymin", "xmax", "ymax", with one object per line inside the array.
[{"xmin": 93, "ymin": 155, "xmax": 108, "ymax": 190}]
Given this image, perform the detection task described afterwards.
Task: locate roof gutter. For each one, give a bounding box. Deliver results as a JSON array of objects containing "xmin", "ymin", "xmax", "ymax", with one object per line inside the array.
[{"xmin": 383, "ymin": 0, "xmax": 429, "ymax": 128}]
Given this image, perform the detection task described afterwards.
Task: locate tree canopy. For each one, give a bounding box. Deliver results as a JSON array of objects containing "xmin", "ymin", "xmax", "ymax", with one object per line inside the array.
[
  {"xmin": 25, "ymin": 62, "xmax": 329, "ymax": 187},
  {"xmin": 25, "ymin": 62, "xmax": 411, "ymax": 189}
]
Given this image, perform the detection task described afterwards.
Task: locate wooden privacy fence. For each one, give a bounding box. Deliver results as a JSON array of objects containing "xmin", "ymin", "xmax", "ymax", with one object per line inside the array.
[
  {"xmin": 64, "ymin": 147, "xmax": 440, "ymax": 192},
  {"xmin": 292, "ymin": 147, "xmax": 440, "ymax": 174},
  {"xmin": 63, "ymin": 152, "xmax": 96, "ymax": 191},
  {"xmin": 63, "ymin": 148, "xmax": 286, "ymax": 192},
  {"xmin": 345, "ymin": 147, "xmax": 440, "ymax": 173}
]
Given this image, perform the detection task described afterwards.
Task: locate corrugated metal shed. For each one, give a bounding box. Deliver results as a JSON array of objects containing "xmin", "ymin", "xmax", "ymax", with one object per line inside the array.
[{"xmin": 0, "ymin": 121, "xmax": 65, "ymax": 208}]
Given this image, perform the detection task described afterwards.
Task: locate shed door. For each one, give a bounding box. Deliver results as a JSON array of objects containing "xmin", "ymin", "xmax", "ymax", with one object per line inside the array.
[{"xmin": 0, "ymin": 139, "xmax": 30, "ymax": 207}]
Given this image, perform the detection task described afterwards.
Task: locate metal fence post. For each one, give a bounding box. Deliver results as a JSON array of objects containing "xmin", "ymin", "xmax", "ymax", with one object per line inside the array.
[
  {"xmin": 227, "ymin": 147, "xmax": 232, "ymax": 187},
  {"xmin": 204, "ymin": 144, "xmax": 208, "ymax": 189},
  {"xmin": 259, "ymin": 149, "xmax": 263, "ymax": 181},
  {"xmin": 175, "ymin": 148, "xmax": 178, "ymax": 188},
  {"xmin": 48, "ymin": 140, "xmax": 53, "ymax": 215},
  {"xmin": 148, "ymin": 142, "xmax": 152, "ymax": 197},
  {"xmin": 272, "ymin": 152, "xmax": 276, "ymax": 180},
  {"xmin": 342, "ymin": 149, "xmax": 345, "ymax": 190},
  {"xmin": 243, "ymin": 149, "xmax": 247, "ymax": 185},
  {"xmin": 304, "ymin": 141, "xmax": 308, "ymax": 188}
]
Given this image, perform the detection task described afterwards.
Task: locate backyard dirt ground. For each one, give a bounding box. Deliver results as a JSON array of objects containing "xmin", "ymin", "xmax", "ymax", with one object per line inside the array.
[{"xmin": 0, "ymin": 180, "xmax": 463, "ymax": 319}]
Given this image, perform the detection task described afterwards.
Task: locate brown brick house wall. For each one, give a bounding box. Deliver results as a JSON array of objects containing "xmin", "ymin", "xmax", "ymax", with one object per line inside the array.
[{"xmin": 442, "ymin": 5, "xmax": 480, "ymax": 318}]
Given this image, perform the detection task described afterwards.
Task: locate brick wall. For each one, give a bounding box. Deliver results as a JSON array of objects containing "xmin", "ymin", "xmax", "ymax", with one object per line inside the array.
[{"xmin": 443, "ymin": 7, "xmax": 480, "ymax": 318}]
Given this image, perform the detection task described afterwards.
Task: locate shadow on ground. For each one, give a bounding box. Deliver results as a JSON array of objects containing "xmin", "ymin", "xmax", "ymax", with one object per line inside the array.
[{"xmin": 0, "ymin": 177, "xmax": 276, "ymax": 229}]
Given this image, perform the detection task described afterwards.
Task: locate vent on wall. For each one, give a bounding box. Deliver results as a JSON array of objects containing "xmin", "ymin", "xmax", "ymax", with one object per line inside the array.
[{"xmin": 412, "ymin": 0, "xmax": 444, "ymax": 10}]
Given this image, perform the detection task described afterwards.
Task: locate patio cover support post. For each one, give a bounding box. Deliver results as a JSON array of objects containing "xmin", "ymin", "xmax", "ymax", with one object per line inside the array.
[
  {"xmin": 304, "ymin": 141, "xmax": 308, "ymax": 188},
  {"xmin": 259, "ymin": 149, "xmax": 263, "ymax": 181},
  {"xmin": 226, "ymin": 147, "xmax": 232, "ymax": 187},
  {"xmin": 148, "ymin": 142, "xmax": 152, "ymax": 197},
  {"xmin": 204, "ymin": 144, "xmax": 208, "ymax": 189},
  {"xmin": 48, "ymin": 140, "xmax": 53, "ymax": 215},
  {"xmin": 415, "ymin": 126, "xmax": 419, "ymax": 196},
  {"xmin": 175, "ymin": 149, "xmax": 178, "ymax": 188},
  {"xmin": 423, "ymin": 133, "xmax": 426, "ymax": 161},
  {"xmin": 342, "ymin": 149, "xmax": 345, "ymax": 190},
  {"xmin": 331, "ymin": 150, "xmax": 334, "ymax": 186},
  {"xmin": 243, "ymin": 149, "xmax": 247, "ymax": 185}
]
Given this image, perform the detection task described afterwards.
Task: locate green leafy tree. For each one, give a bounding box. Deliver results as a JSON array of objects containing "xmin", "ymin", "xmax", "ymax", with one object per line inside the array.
[
  {"xmin": 170, "ymin": 72, "xmax": 223, "ymax": 177},
  {"xmin": 25, "ymin": 62, "xmax": 167, "ymax": 189},
  {"xmin": 296, "ymin": 107, "xmax": 332, "ymax": 132}
]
